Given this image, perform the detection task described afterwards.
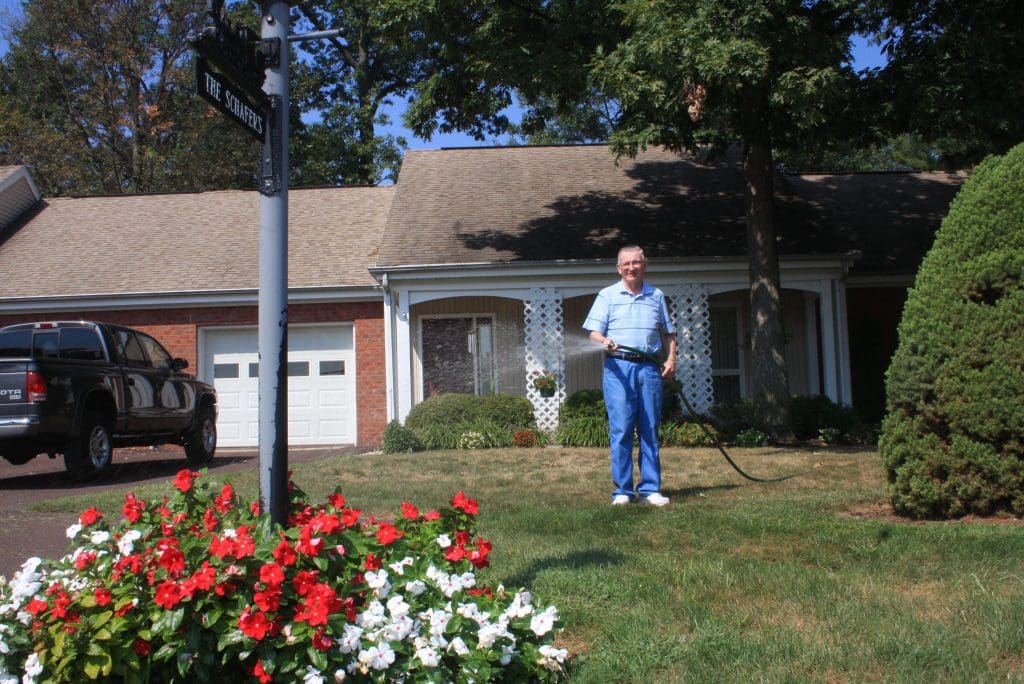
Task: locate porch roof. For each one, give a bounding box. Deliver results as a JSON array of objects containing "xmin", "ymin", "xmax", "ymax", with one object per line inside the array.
[{"xmin": 377, "ymin": 144, "xmax": 964, "ymax": 275}]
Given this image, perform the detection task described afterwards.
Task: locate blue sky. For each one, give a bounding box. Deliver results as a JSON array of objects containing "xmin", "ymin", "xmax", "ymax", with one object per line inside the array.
[{"xmin": 0, "ymin": 0, "xmax": 888, "ymax": 151}]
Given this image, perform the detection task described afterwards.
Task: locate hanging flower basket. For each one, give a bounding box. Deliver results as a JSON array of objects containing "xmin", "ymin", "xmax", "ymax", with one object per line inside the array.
[{"xmin": 531, "ymin": 370, "xmax": 557, "ymax": 398}]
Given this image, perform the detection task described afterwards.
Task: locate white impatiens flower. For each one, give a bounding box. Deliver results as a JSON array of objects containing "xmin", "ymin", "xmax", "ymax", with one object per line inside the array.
[
  {"xmin": 388, "ymin": 557, "xmax": 414, "ymax": 575},
  {"xmin": 337, "ymin": 624, "xmax": 364, "ymax": 654},
  {"xmin": 65, "ymin": 523, "xmax": 82, "ymax": 540},
  {"xmin": 504, "ymin": 590, "xmax": 534, "ymax": 619},
  {"xmin": 364, "ymin": 570, "xmax": 391, "ymax": 597},
  {"xmin": 358, "ymin": 643, "xmax": 396, "ymax": 671},
  {"xmin": 22, "ymin": 652, "xmax": 42, "ymax": 681},
  {"xmin": 356, "ymin": 600, "xmax": 387, "ymax": 629},
  {"xmin": 448, "ymin": 637, "xmax": 470, "ymax": 657},
  {"xmin": 382, "ymin": 614, "xmax": 415, "ymax": 641},
  {"xmin": 435, "ymin": 534, "xmax": 452, "ymax": 549},
  {"xmin": 386, "ymin": 595, "xmax": 410, "ymax": 619},
  {"xmin": 477, "ymin": 620, "xmax": 508, "ymax": 649},
  {"xmin": 302, "ymin": 665, "xmax": 326, "ymax": 684},
  {"xmin": 530, "ymin": 605, "xmax": 559, "ymax": 636},
  {"xmin": 404, "ymin": 579, "xmax": 427, "ymax": 596},
  {"xmin": 89, "ymin": 530, "xmax": 110, "ymax": 545},
  {"xmin": 117, "ymin": 529, "xmax": 143, "ymax": 557},
  {"xmin": 538, "ymin": 644, "xmax": 569, "ymax": 670},
  {"xmin": 414, "ymin": 643, "xmax": 441, "ymax": 667}
]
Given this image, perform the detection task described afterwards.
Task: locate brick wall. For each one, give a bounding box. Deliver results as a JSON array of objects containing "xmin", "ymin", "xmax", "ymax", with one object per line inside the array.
[{"xmin": 0, "ymin": 302, "xmax": 388, "ymax": 446}]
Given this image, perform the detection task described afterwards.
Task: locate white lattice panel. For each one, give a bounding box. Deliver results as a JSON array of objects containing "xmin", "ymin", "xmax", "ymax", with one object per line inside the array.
[
  {"xmin": 666, "ymin": 284, "xmax": 714, "ymax": 414},
  {"xmin": 524, "ymin": 287, "xmax": 565, "ymax": 431}
]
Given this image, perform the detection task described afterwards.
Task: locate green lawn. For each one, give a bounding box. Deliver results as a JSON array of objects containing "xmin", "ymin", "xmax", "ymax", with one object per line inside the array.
[{"xmin": 34, "ymin": 446, "xmax": 1024, "ymax": 682}]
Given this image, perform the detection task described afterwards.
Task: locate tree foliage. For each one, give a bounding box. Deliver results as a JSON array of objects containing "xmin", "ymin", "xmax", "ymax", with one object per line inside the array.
[
  {"xmin": 865, "ymin": 0, "xmax": 1024, "ymax": 168},
  {"xmin": 880, "ymin": 143, "xmax": 1024, "ymax": 519},
  {"xmin": 0, "ymin": 0, "xmax": 257, "ymax": 195}
]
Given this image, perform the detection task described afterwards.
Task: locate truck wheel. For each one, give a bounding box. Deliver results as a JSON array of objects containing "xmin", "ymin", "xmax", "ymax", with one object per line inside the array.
[
  {"xmin": 64, "ymin": 411, "xmax": 113, "ymax": 480},
  {"xmin": 185, "ymin": 406, "xmax": 217, "ymax": 465}
]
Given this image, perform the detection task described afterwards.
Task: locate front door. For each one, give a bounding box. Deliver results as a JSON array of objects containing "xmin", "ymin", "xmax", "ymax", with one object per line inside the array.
[{"xmin": 421, "ymin": 316, "xmax": 495, "ymax": 398}]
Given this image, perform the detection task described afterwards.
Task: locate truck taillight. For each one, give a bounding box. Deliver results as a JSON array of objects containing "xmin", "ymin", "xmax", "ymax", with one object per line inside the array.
[{"xmin": 26, "ymin": 371, "xmax": 47, "ymax": 402}]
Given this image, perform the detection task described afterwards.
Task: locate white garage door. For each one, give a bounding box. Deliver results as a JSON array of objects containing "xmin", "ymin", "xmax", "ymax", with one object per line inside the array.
[{"xmin": 202, "ymin": 325, "xmax": 356, "ymax": 447}]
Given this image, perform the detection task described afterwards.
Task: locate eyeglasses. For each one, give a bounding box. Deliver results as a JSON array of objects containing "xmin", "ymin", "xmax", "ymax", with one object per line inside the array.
[{"xmin": 617, "ymin": 260, "xmax": 646, "ymax": 268}]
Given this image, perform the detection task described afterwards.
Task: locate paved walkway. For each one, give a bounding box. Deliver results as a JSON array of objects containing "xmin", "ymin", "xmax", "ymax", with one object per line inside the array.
[{"xmin": 0, "ymin": 445, "xmax": 364, "ymax": 578}]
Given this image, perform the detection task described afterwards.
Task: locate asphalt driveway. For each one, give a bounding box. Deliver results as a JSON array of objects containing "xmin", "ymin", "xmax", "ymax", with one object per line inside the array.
[{"xmin": 0, "ymin": 444, "xmax": 366, "ymax": 578}]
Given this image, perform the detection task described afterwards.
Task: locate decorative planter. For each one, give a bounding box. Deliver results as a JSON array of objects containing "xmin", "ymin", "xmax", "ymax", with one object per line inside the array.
[{"xmin": 539, "ymin": 387, "xmax": 556, "ymax": 398}]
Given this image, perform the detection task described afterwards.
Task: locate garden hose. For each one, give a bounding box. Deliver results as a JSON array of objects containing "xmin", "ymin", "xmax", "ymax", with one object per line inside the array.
[{"xmin": 613, "ymin": 344, "xmax": 792, "ymax": 484}]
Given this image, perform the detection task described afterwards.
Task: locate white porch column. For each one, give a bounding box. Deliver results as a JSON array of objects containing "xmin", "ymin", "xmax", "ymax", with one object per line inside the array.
[
  {"xmin": 665, "ymin": 284, "xmax": 713, "ymax": 414},
  {"xmin": 393, "ymin": 289, "xmax": 414, "ymax": 423},
  {"xmin": 803, "ymin": 292, "xmax": 821, "ymax": 395},
  {"xmin": 818, "ymin": 279, "xmax": 840, "ymax": 403},
  {"xmin": 523, "ymin": 287, "xmax": 565, "ymax": 432},
  {"xmin": 835, "ymin": 280, "xmax": 853, "ymax": 406}
]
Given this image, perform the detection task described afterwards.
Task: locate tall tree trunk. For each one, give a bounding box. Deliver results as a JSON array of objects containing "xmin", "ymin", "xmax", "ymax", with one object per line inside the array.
[{"xmin": 743, "ymin": 137, "xmax": 795, "ymax": 443}]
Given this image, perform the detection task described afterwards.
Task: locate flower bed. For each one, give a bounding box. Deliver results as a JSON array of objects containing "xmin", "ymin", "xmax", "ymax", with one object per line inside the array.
[{"xmin": 0, "ymin": 470, "xmax": 566, "ymax": 682}]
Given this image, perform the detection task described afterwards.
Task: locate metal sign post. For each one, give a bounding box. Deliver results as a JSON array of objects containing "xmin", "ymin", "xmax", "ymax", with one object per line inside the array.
[{"xmin": 257, "ymin": 0, "xmax": 289, "ymax": 525}]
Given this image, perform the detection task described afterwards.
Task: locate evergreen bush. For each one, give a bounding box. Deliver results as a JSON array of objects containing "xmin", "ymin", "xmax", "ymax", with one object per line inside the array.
[
  {"xmin": 404, "ymin": 393, "xmax": 535, "ymax": 448},
  {"xmin": 880, "ymin": 144, "xmax": 1024, "ymax": 518},
  {"xmin": 710, "ymin": 399, "xmax": 764, "ymax": 441},
  {"xmin": 381, "ymin": 420, "xmax": 422, "ymax": 453},
  {"xmin": 789, "ymin": 395, "xmax": 866, "ymax": 442}
]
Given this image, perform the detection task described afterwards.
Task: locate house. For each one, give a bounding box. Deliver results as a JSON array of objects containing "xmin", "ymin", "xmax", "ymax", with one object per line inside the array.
[{"xmin": 0, "ymin": 147, "xmax": 964, "ymax": 446}]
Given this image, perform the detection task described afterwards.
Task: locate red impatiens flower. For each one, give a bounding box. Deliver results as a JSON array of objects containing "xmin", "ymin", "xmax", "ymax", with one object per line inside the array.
[
  {"xmin": 259, "ymin": 562, "xmax": 285, "ymax": 587},
  {"xmin": 451, "ymin": 491, "xmax": 479, "ymax": 515},
  {"xmin": 184, "ymin": 562, "xmax": 217, "ymax": 595},
  {"xmin": 79, "ymin": 507, "xmax": 103, "ymax": 525},
  {"xmin": 311, "ymin": 628, "xmax": 333, "ymax": 651},
  {"xmin": 296, "ymin": 526, "xmax": 324, "ymax": 556},
  {"xmin": 469, "ymin": 539, "xmax": 493, "ymax": 569},
  {"xmin": 340, "ymin": 507, "xmax": 361, "ymax": 528},
  {"xmin": 293, "ymin": 582, "xmax": 341, "ymax": 626},
  {"xmin": 424, "ymin": 509, "xmax": 442, "ymax": 521},
  {"xmin": 51, "ymin": 591, "xmax": 72, "ymax": 619},
  {"xmin": 214, "ymin": 483, "xmax": 235, "ymax": 513},
  {"xmin": 203, "ymin": 508, "xmax": 219, "ymax": 532},
  {"xmin": 24, "ymin": 598, "xmax": 48, "ymax": 616},
  {"xmin": 326, "ymin": 492, "xmax": 345, "ymax": 509},
  {"xmin": 292, "ymin": 570, "xmax": 320, "ymax": 596},
  {"xmin": 272, "ymin": 538, "xmax": 297, "ymax": 567},
  {"xmin": 74, "ymin": 551, "xmax": 98, "ymax": 570},
  {"xmin": 250, "ymin": 659, "xmax": 272, "ymax": 684},
  {"xmin": 364, "ymin": 553, "xmax": 382, "ymax": 571},
  {"xmin": 133, "ymin": 638, "xmax": 151, "ymax": 656},
  {"xmin": 122, "ymin": 493, "xmax": 146, "ymax": 523},
  {"xmin": 376, "ymin": 523, "xmax": 404, "ymax": 546},
  {"xmin": 254, "ymin": 586, "xmax": 282, "ymax": 613},
  {"xmin": 401, "ymin": 502, "xmax": 420, "ymax": 520},
  {"xmin": 238, "ymin": 608, "xmax": 273, "ymax": 640},
  {"xmin": 309, "ymin": 511, "xmax": 341, "ymax": 535},
  {"xmin": 94, "ymin": 588, "xmax": 113, "ymax": 607},
  {"xmin": 173, "ymin": 469, "xmax": 198, "ymax": 493},
  {"xmin": 154, "ymin": 581, "xmax": 185, "ymax": 609}
]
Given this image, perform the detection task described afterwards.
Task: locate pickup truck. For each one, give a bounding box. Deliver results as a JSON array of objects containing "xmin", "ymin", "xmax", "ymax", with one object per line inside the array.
[{"xmin": 0, "ymin": 321, "xmax": 217, "ymax": 479}]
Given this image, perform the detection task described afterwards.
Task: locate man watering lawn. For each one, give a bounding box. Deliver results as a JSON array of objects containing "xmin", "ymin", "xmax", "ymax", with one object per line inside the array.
[{"xmin": 583, "ymin": 245, "xmax": 678, "ymax": 506}]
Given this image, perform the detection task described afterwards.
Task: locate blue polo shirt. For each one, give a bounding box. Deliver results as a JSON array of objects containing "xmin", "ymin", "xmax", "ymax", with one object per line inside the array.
[{"xmin": 583, "ymin": 281, "xmax": 675, "ymax": 355}]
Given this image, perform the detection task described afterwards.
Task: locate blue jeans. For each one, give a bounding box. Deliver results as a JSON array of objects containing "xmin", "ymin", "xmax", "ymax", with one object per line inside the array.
[{"xmin": 603, "ymin": 357, "xmax": 663, "ymax": 499}]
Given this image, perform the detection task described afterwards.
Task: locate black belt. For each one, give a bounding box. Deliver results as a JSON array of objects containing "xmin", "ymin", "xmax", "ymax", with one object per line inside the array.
[{"xmin": 606, "ymin": 351, "xmax": 652, "ymax": 363}]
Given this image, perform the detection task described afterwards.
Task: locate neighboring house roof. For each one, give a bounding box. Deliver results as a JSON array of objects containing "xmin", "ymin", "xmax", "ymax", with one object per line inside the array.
[
  {"xmin": 377, "ymin": 144, "xmax": 964, "ymax": 275},
  {"xmin": 0, "ymin": 185, "xmax": 393, "ymax": 299},
  {"xmin": 0, "ymin": 165, "xmax": 41, "ymax": 232}
]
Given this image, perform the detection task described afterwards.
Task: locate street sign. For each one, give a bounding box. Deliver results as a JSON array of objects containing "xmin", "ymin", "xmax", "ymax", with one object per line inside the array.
[{"xmin": 196, "ymin": 58, "xmax": 270, "ymax": 142}]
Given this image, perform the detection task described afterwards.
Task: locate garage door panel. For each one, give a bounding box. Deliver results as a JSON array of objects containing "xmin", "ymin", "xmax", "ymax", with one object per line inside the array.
[{"xmin": 203, "ymin": 325, "xmax": 356, "ymax": 447}]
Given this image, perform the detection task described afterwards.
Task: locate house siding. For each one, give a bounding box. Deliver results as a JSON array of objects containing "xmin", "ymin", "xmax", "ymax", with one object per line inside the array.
[{"xmin": 0, "ymin": 302, "xmax": 388, "ymax": 446}]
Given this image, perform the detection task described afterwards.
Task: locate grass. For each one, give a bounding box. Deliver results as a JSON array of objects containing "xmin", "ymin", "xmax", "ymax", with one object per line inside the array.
[{"xmin": 31, "ymin": 446, "xmax": 1024, "ymax": 682}]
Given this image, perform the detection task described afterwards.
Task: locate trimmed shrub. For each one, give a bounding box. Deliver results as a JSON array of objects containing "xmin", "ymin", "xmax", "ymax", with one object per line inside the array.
[
  {"xmin": 789, "ymin": 395, "xmax": 866, "ymax": 442},
  {"xmin": 736, "ymin": 428, "xmax": 770, "ymax": 448},
  {"xmin": 880, "ymin": 144, "xmax": 1024, "ymax": 518},
  {"xmin": 381, "ymin": 420, "xmax": 421, "ymax": 453},
  {"xmin": 710, "ymin": 399, "xmax": 765, "ymax": 441},
  {"xmin": 405, "ymin": 393, "xmax": 535, "ymax": 448},
  {"xmin": 559, "ymin": 390, "xmax": 606, "ymax": 422},
  {"xmin": 477, "ymin": 394, "xmax": 536, "ymax": 429},
  {"xmin": 557, "ymin": 416, "xmax": 611, "ymax": 448},
  {"xmin": 673, "ymin": 420, "xmax": 720, "ymax": 447},
  {"xmin": 404, "ymin": 394, "xmax": 481, "ymax": 434}
]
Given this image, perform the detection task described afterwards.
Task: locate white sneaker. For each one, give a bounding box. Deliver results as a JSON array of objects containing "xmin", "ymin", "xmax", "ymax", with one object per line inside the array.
[
  {"xmin": 642, "ymin": 493, "xmax": 670, "ymax": 507},
  {"xmin": 611, "ymin": 494, "xmax": 633, "ymax": 506}
]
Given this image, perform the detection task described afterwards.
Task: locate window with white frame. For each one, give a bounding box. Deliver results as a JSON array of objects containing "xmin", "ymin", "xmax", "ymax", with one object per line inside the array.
[
  {"xmin": 710, "ymin": 308, "xmax": 743, "ymax": 402},
  {"xmin": 420, "ymin": 315, "xmax": 496, "ymax": 398}
]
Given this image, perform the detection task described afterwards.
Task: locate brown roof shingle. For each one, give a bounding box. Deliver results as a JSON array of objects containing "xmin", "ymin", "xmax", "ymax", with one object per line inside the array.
[
  {"xmin": 378, "ymin": 144, "xmax": 964, "ymax": 274},
  {"xmin": 0, "ymin": 185, "xmax": 393, "ymax": 299}
]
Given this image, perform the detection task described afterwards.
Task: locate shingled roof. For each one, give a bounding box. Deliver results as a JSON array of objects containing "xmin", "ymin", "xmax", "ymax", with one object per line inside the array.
[
  {"xmin": 0, "ymin": 185, "xmax": 393, "ymax": 299},
  {"xmin": 377, "ymin": 144, "xmax": 964, "ymax": 275}
]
